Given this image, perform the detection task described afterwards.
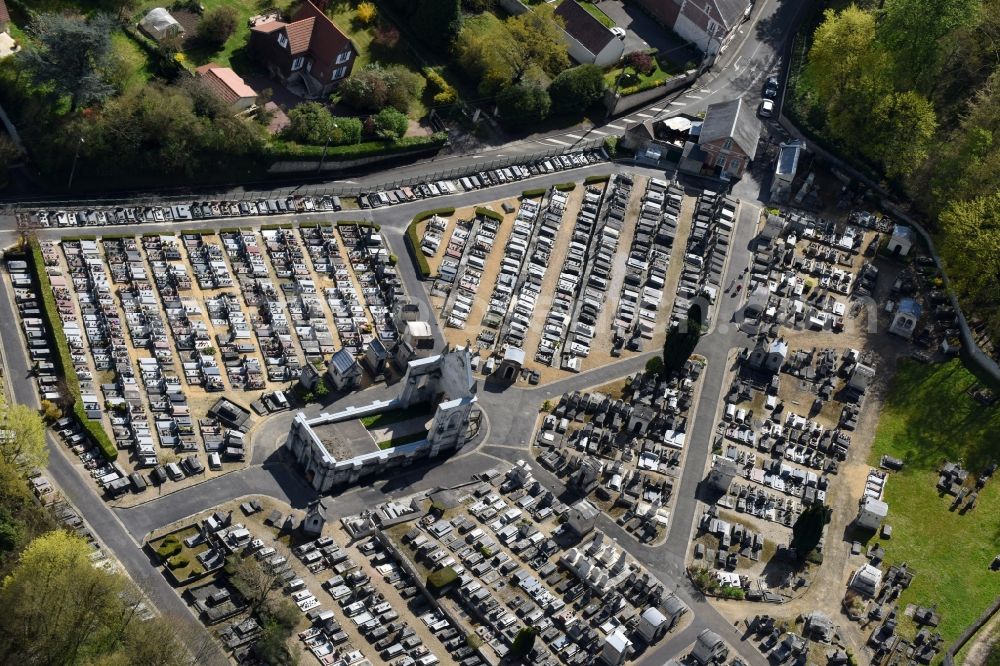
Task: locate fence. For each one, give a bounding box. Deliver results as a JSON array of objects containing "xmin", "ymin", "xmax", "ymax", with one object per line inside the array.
[{"xmin": 4, "ymin": 137, "xmax": 607, "ymax": 216}]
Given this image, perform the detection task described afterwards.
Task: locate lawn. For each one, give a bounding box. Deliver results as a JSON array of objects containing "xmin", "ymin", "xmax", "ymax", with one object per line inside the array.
[
  {"xmin": 360, "ymin": 403, "xmax": 435, "ymax": 429},
  {"xmin": 867, "ymin": 358, "xmax": 1000, "ymax": 644},
  {"xmin": 603, "ymin": 52, "xmax": 692, "ymax": 94},
  {"xmin": 111, "ymin": 32, "xmax": 153, "ymax": 92},
  {"xmin": 377, "ymin": 431, "xmax": 429, "ymax": 449}
]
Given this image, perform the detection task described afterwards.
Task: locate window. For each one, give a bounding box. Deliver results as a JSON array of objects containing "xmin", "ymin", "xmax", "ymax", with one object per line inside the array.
[
  {"xmin": 277, "ymin": 32, "xmax": 288, "ymax": 49},
  {"xmin": 306, "ymin": 60, "xmax": 313, "ymax": 72},
  {"xmin": 715, "ymin": 154, "xmax": 726, "ymax": 168},
  {"xmin": 336, "ymin": 49, "xmax": 352, "ymax": 65},
  {"xmin": 723, "ymin": 138, "xmax": 732, "ymax": 150},
  {"xmin": 730, "ymin": 157, "xmax": 741, "ymax": 172},
  {"xmin": 291, "ymin": 56, "xmax": 304, "ymax": 71},
  {"xmin": 331, "ymin": 65, "xmax": 347, "ymax": 81}
]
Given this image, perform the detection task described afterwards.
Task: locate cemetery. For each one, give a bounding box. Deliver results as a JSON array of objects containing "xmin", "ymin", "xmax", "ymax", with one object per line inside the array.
[
  {"xmin": 7, "ymin": 219, "xmax": 415, "ymax": 502},
  {"xmin": 533, "ymin": 362, "xmax": 703, "ymax": 544},
  {"xmin": 422, "ymin": 174, "xmax": 738, "ymax": 384},
  {"xmin": 376, "ymin": 462, "xmax": 690, "ymax": 665}
]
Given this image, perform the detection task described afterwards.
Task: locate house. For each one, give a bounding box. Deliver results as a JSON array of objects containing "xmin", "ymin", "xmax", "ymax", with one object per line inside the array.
[
  {"xmin": 693, "ymin": 98, "xmax": 761, "ymax": 179},
  {"xmin": 770, "ymin": 139, "xmax": 805, "ymax": 202},
  {"xmin": 554, "ymin": 0, "xmax": 625, "ymax": 67},
  {"xmin": 327, "ymin": 348, "xmax": 362, "ymax": 390},
  {"xmin": 889, "ymin": 298, "xmax": 922, "ymax": 339},
  {"xmin": 250, "ymin": 0, "xmax": 357, "ymax": 99},
  {"xmin": 565, "ymin": 498, "xmax": 599, "ymax": 538},
  {"xmin": 691, "ymin": 628, "xmax": 728, "ymax": 665},
  {"xmin": 856, "ymin": 497, "xmax": 888, "ymax": 531},
  {"xmin": 0, "ymin": 0, "xmax": 9, "ymax": 34},
  {"xmin": 139, "ymin": 8, "xmax": 184, "ymax": 42},
  {"xmin": 887, "ymin": 224, "xmax": 914, "ymax": 257},
  {"xmin": 497, "ymin": 346, "xmax": 525, "ymax": 381},
  {"xmin": 195, "ymin": 64, "xmax": 258, "ymax": 112},
  {"xmin": 600, "ymin": 629, "xmax": 633, "ymax": 665},
  {"xmin": 632, "ymin": 0, "xmax": 751, "ymax": 56},
  {"xmin": 302, "ymin": 497, "xmax": 330, "ymax": 535}
]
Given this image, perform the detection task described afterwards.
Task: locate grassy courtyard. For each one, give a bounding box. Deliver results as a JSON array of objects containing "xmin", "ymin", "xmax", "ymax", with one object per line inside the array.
[{"xmin": 867, "ymin": 358, "xmax": 1000, "ymax": 643}]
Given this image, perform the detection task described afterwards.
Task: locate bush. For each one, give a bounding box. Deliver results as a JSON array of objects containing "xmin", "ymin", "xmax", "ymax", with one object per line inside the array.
[
  {"xmin": 166, "ymin": 555, "xmax": 189, "ymax": 570},
  {"xmin": 584, "ymin": 174, "xmax": 611, "ymax": 184},
  {"xmin": 424, "ymin": 67, "xmax": 457, "ymax": 105},
  {"xmin": 548, "ymin": 64, "xmax": 605, "ymax": 115},
  {"xmin": 40, "ymin": 400, "xmax": 62, "ymax": 422},
  {"xmin": 427, "ymin": 566, "xmax": 458, "ymax": 593},
  {"xmin": 268, "ymin": 133, "xmax": 447, "ymax": 161},
  {"xmin": 356, "ymin": 1, "xmax": 377, "ymax": 24},
  {"xmin": 406, "ymin": 208, "xmax": 454, "ymax": 278},
  {"xmin": 522, "ymin": 188, "xmax": 546, "ymax": 198},
  {"xmin": 374, "ymin": 106, "xmax": 409, "ymax": 140},
  {"xmin": 620, "ymin": 78, "xmax": 668, "ymax": 96},
  {"xmin": 373, "ymin": 23, "xmax": 400, "ymax": 48},
  {"xmin": 196, "ymin": 6, "xmax": 238, "ymax": 48},
  {"xmin": 475, "ymin": 206, "xmax": 503, "ymax": 221},
  {"xmin": 331, "ymin": 116, "xmax": 363, "ymax": 145},
  {"xmin": 719, "ymin": 585, "xmax": 745, "ymax": 600},
  {"xmin": 155, "ymin": 538, "xmax": 182, "ymax": 559},
  {"xmin": 286, "ymin": 102, "xmax": 337, "ymax": 145},
  {"xmin": 340, "ymin": 64, "xmax": 424, "ymax": 114},
  {"xmin": 554, "ymin": 182, "xmax": 576, "ymax": 191},
  {"xmin": 626, "ymin": 51, "xmax": 655, "ymax": 75},
  {"xmin": 497, "ymin": 82, "xmax": 550, "ymax": 126},
  {"xmin": 645, "ymin": 356, "xmax": 664, "ymax": 375}
]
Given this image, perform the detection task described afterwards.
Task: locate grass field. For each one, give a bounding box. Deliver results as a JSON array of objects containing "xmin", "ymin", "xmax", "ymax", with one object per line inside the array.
[
  {"xmin": 377, "ymin": 431, "xmax": 429, "ymax": 449},
  {"xmin": 360, "ymin": 403, "xmax": 435, "ymax": 429},
  {"xmin": 868, "ymin": 358, "xmax": 1000, "ymax": 644}
]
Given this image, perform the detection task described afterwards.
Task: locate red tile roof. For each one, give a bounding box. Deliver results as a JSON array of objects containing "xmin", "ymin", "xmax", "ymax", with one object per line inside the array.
[
  {"xmin": 289, "ymin": 0, "xmax": 353, "ymax": 67},
  {"xmin": 284, "ymin": 16, "xmax": 316, "ymax": 54},
  {"xmin": 195, "ymin": 64, "xmax": 257, "ymax": 105},
  {"xmin": 0, "ymin": 0, "xmax": 10, "ymax": 24}
]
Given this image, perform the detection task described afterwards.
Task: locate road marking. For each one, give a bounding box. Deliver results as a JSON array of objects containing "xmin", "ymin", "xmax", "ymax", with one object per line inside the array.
[
  {"xmin": 684, "ymin": 94, "xmax": 702, "ymax": 100},
  {"xmin": 636, "ymin": 113, "xmax": 654, "ymax": 119},
  {"xmin": 669, "ymin": 101, "xmax": 685, "ymax": 106},
  {"xmin": 565, "ymin": 133, "xmax": 583, "ymax": 140},
  {"xmin": 606, "ymin": 124, "xmax": 625, "ymax": 130},
  {"xmin": 650, "ymin": 107, "xmax": 664, "ymax": 113},
  {"xmin": 589, "ymin": 129, "xmax": 608, "ymax": 135},
  {"xmin": 700, "ymin": 88, "xmax": 712, "ymax": 93},
  {"xmin": 546, "ymin": 138, "xmax": 571, "ymax": 146}
]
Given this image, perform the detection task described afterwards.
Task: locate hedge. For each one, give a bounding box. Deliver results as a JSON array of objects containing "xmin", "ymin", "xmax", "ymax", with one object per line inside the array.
[
  {"xmin": 620, "ymin": 78, "xmax": 668, "ymax": 96},
  {"xmin": 298, "ymin": 222, "xmax": 319, "ymax": 229},
  {"xmin": 259, "ymin": 223, "xmax": 294, "ymax": 231},
  {"xmin": 29, "ymin": 241, "xmax": 118, "ymax": 461},
  {"xmin": 554, "ymin": 183, "xmax": 577, "ymax": 192},
  {"xmin": 522, "ymin": 188, "xmax": 546, "ymax": 198},
  {"xmin": 100, "ymin": 233, "xmax": 136, "ymax": 240},
  {"xmin": 584, "ymin": 174, "xmax": 611, "ymax": 184},
  {"xmin": 475, "ymin": 207, "xmax": 503, "ymax": 222},
  {"xmin": 427, "ymin": 566, "xmax": 458, "ymax": 594},
  {"xmin": 267, "ymin": 133, "xmax": 448, "ymax": 161},
  {"xmin": 406, "ymin": 208, "xmax": 455, "ymax": 279},
  {"xmin": 142, "ymin": 231, "xmax": 176, "ymax": 237}
]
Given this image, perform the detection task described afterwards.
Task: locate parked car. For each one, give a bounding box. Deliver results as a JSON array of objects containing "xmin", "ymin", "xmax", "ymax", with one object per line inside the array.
[
  {"xmin": 763, "ymin": 76, "xmax": 779, "ymax": 99},
  {"xmin": 759, "ymin": 99, "xmax": 775, "ymax": 117},
  {"xmin": 610, "ymin": 26, "xmax": 626, "ymax": 40}
]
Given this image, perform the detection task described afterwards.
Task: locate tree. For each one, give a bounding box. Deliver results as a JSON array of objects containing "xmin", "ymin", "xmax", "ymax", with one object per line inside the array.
[
  {"xmin": 356, "ymin": 1, "xmax": 377, "ymax": 24},
  {"xmin": 791, "ymin": 502, "xmax": 832, "ymax": 560},
  {"xmin": 412, "ymin": 0, "xmax": 462, "ymax": 51},
  {"xmin": 373, "ymin": 23, "xmax": 400, "ymax": 49},
  {"xmin": 339, "ymin": 64, "xmax": 425, "ymax": 113},
  {"xmin": 0, "ymin": 404, "xmax": 47, "ymax": 468},
  {"xmin": 286, "ymin": 102, "xmax": 337, "ymax": 144},
  {"xmin": 505, "ymin": 5, "xmax": 569, "ymax": 78},
  {"xmin": 626, "ymin": 51, "xmax": 654, "ymax": 75},
  {"xmin": 20, "ymin": 12, "xmax": 116, "ymax": 111},
  {"xmin": 548, "ymin": 64, "xmax": 605, "ymax": 115},
  {"xmin": 938, "ymin": 191, "xmax": 1000, "ymax": 319},
  {"xmin": 39, "ymin": 399, "xmax": 62, "ymax": 422},
  {"xmin": 645, "ymin": 356, "xmax": 664, "ymax": 376},
  {"xmin": 0, "ymin": 135, "xmax": 19, "ymax": 188},
  {"xmin": 511, "ymin": 626, "xmax": 539, "ymax": 656},
  {"xmin": 497, "ymin": 81, "xmax": 551, "ymax": 126},
  {"xmin": 878, "ymin": 0, "xmax": 980, "ymax": 91},
  {"xmin": 864, "ymin": 91, "xmax": 936, "ymax": 177},
  {"xmin": 228, "ymin": 553, "xmax": 282, "ymax": 616},
  {"xmin": 331, "ymin": 116, "xmax": 363, "ymax": 144},
  {"xmin": 374, "ymin": 106, "xmax": 409, "ymax": 139},
  {"xmin": 197, "ymin": 6, "xmax": 239, "ymax": 48}
]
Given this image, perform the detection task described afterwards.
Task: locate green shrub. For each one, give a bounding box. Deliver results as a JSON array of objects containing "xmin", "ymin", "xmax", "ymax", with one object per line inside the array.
[
  {"xmin": 522, "ymin": 188, "xmax": 546, "ymax": 198},
  {"xmin": 719, "ymin": 585, "xmax": 745, "ymax": 600},
  {"xmin": 424, "ymin": 67, "xmax": 457, "ymax": 105},
  {"xmin": 554, "ymin": 182, "xmax": 576, "ymax": 191},
  {"xmin": 497, "ymin": 82, "xmax": 550, "ymax": 126},
  {"xmin": 155, "ymin": 539, "xmax": 182, "ymax": 559},
  {"xmin": 29, "ymin": 241, "xmax": 116, "ymax": 460},
  {"xmin": 475, "ymin": 206, "xmax": 503, "ymax": 221},
  {"xmin": 548, "ymin": 64, "xmax": 605, "ymax": 115},
  {"xmin": 584, "ymin": 174, "xmax": 611, "ymax": 184},
  {"xmin": 427, "ymin": 566, "xmax": 458, "ymax": 594},
  {"xmin": 167, "ymin": 555, "xmax": 189, "ymax": 570},
  {"xmin": 267, "ymin": 134, "xmax": 447, "ymax": 161},
  {"xmin": 374, "ymin": 107, "xmax": 409, "ymax": 140}
]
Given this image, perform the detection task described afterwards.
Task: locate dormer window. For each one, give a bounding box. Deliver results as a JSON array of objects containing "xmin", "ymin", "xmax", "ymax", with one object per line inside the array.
[
  {"xmin": 723, "ymin": 138, "xmax": 732, "ymax": 150},
  {"xmin": 277, "ymin": 32, "xmax": 288, "ymax": 48},
  {"xmin": 291, "ymin": 56, "xmax": 304, "ymax": 71},
  {"xmin": 336, "ymin": 48, "xmax": 351, "ymax": 65}
]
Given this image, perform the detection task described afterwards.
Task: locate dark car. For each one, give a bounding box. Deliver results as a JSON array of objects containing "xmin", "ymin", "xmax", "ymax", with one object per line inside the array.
[{"xmin": 763, "ymin": 76, "xmax": 779, "ymax": 99}]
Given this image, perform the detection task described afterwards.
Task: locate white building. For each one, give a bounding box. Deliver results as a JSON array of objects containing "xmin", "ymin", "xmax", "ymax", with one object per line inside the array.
[
  {"xmin": 139, "ymin": 8, "xmax": 183, "ymax": 42},
  {"xmin": 887, "ymin": 224, "xmax": 914, "ymax": 257},
  {"xmin": 850, "ymin": 563, "xmax": 883, "ymax": 596},
  {"xmin": 890, "ymin": 298, "xmax": 922, "ymax": 339},
  {"xmin": 600, "ymin": 629, "xmax": 633, "ymax": 665},
  {"xmin": 554, "ymin": 0, "xmax": 625, "ymax": 67},
  {"xmin": 856, "ymin": 496, "xmax": 888, "ymax": 531}
]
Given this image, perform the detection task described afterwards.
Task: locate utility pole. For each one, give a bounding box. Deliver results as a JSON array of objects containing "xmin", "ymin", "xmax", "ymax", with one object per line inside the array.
[
  {"xmin": 316, "ymin": 123, "xmax": 339, "ymax": 175},
  {"xmin": 67, "ymin": 136, "xmax": 84, "ymax": 191}
]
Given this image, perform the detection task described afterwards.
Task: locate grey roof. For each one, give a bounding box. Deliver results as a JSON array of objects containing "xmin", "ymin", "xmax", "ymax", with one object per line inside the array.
[
  {"xmin": 555, "ymin": 0, "xmax": 616, "ymax": 56},
  {"xmin": 329, "ymin": 348, "xmax": 359, "ymax": 374},
  {"xmin": 698, "ymin": 98, "xmax": 761, "ymax": 160},
  {"xmin": 368, "ymin": 337, "xmax": 388, "ymax": 358},
  {"xmin": 891, "ymin": 224, "xmax": 914, "ymax": 241},
  {"xmin": 898, "ymin": 298, "xmax": 922, "ymax": 318}
]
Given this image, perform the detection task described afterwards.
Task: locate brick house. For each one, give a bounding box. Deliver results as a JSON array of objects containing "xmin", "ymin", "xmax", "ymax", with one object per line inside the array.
[
  {"xmin": 249, "ymin": 0, "xmax": 357, "ymax": 99},
  {"xmin": 686, "ymin": 98, "xmax": 760, "ymax": 180},
  {"xmin": 632, "ymin": 0, "xmax": 751, "ymax": 56}
]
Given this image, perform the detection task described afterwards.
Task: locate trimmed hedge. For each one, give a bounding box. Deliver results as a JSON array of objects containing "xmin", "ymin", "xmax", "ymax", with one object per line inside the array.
[
  {"xmin": 475, "ymin": 207, "xmax": 503, "ymax": 222},
  {"xmin": 554, "ymin": 183, "xmax": 577, "ymax": 192},
  {"xmin": 427, "ymin": 566, "xmax": 458, "ymax": 594},
  {"xmin": 29, "ymin": 242, "xmax": 118, "ymax": 461},
  {"xmin": 298, "ymin": 221, "xmax": 319, "ymax": 229},
  {"xmin": 584, "ymin": 174, "xmax": 611, "ymax": 184},
  {"xmin": 406, "ymin": 208, "xmax": 455, "ymax": 279},
  {"xmin": 522, "ymin": 188, "xmax": 546, "ymax": 198},
  {"xmin": 267, "ymin": 133, "xmax": 448, "ymax": 161}
]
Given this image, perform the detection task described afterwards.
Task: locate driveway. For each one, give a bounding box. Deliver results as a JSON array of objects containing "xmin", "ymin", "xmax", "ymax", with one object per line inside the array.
[{"xmin": 596, "ymin": 0, "xmax": 700, "ymax": 64}]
